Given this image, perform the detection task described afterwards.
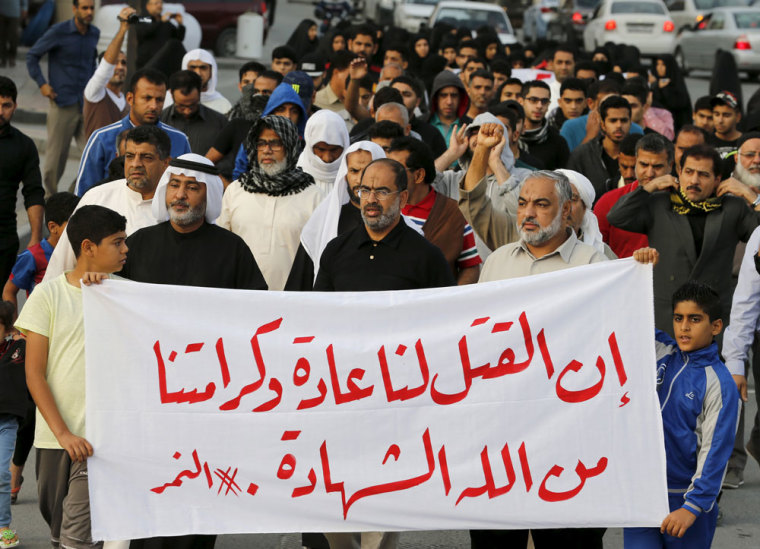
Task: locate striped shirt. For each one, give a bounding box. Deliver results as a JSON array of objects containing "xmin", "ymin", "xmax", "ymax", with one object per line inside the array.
[{"xmin": 402, "ymin": 189, "xmax": 481, "ymax": 270}]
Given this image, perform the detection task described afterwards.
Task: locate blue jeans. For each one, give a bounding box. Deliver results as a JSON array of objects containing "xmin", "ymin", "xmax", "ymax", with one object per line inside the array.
[{"xmin": 0, "ymin": 414, "xmax": 19, "ymax": 528}]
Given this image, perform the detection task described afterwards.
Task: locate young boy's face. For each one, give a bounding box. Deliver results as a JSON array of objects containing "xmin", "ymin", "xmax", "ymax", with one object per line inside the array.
[
  {"xmin": 89, "ymin": 231, "xmax": 128, "ymax": 273},
  {"xmin": 673, "ymin": 300, "xmax": 722, "ymax": 352}
]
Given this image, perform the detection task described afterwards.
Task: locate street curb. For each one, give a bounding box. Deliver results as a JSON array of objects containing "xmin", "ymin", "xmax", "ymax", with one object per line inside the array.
[{"xmin": 15, "ymin": 109, "xmax": 47, "ymax": 125}]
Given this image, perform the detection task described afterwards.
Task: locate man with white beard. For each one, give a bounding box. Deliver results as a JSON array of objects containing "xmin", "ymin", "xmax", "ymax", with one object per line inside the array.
[
  {"xmin": 219, "ymin": 115, "xmax": 323, "ymax": 290},
  {"xmin": 472, "ymin": 124, "xmax": 606, "ymax": 283},
  {"xmin": 717, "ymin": 132, "xmax": 760, "ymax": 206},
  {"xmin": 713, "ymin": 131, "xmax": 760, "ymax": 489}
]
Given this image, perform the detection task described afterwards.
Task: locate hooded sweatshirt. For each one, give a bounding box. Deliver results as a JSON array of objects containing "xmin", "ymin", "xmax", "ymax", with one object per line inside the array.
[{"xmin": 428, "ymin": 70, "xmax": 471, "ymax": 146}]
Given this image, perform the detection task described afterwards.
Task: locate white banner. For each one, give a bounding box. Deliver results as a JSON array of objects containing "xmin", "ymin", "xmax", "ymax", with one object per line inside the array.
[
  {"xmin": 83, "ymin": 259, "xmax": 667, "ymax": 540},
  {"xmin": 510, "ymin": 68, "xmax": 557, "ymax": 84}
]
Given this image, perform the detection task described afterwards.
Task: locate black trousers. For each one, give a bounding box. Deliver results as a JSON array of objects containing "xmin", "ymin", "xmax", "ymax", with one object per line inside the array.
[{"xmin": 470, "ymin": 528, "xmax": 606, "ymax": 549}]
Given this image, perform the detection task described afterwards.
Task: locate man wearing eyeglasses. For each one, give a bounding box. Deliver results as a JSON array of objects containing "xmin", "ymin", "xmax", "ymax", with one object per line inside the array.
[
  {"xmin": 714, "ymin": 132, "xmax": 760, "ymax": 492},
  {"xmin": 518, "ymin": 80, "xmax": 570, "ymax": 171},
  {"xmin": 314, "ymin": 158, "xmax": 454, "ymax": 292},
  {"xmin": 219, "ymin": 115, "xmax": 323, "ymax": 291},
  {"xmin": 313, "ymin": 161, "xmax": 452, "ymax": 549}
]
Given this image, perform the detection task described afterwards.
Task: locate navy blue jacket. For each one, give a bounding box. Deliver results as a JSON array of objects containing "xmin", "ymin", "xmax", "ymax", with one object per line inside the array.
[
  {"xmin": 26, "ymin": 19, "xmax": 99, "ymax": 109},
  {"xmin": 655, "ymin": 330, "xmax": 740, "ymax": 516}
]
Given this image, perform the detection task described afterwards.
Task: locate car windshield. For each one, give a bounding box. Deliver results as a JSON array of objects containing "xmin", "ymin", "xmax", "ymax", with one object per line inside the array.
[
  {"xmin": 404, "ymin": 0, "xmax": 438, "ymax": 4},
  {"xmin": 694, "ymin": 0, "xmax": 751, "ymax": 9},
  {"xmin": 611, "ymin": 1, "xmax": 666, "ymax": 13},
  {"xmin": 575, "ymin": 0, "xmax": 601, "ymax": 7},
  {"xmin": 734, "ymin": 11, "xmax": 760, "ymax": 27},
  {"xmin": 435, "ymin": 8, "xmax": 512, "ymax": 33}
]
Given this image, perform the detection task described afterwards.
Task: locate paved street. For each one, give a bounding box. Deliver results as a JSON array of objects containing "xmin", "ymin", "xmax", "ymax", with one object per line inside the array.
[{"xmin": 2, "ymin": 1, "xmax": 760, "ymax": 547}]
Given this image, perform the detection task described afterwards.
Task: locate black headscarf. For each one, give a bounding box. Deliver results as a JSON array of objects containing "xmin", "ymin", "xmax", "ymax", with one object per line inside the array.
[
  {"xmin": 409, "ymin": 33, "xmax": 430, "ymax": 75},
  {"xmin": 239, "ymin": 115, "xmax": 314, "ymax": 196},
  {"xmin": 710, "ymin": 49, "xmax": 743, "ymax": 113},
  {"xmin": 226, "ymin": 86, "xmax": 270, "ymax": 122},
  {"xmin": 286, "ymin": 19, "xmax": 319, "ymax": 61},
  {"xmin": 652, "ymin": 54, "xmax": 692, "ymax": 131}
]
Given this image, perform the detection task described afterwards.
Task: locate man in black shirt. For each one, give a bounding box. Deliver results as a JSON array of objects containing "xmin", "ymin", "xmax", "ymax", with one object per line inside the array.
[
  {"xmin": 125, "ymin": 160, "xmax": 265, "ymax": 549},
  {"xmin": 0, "ymin": 76, "xmax": 44, "ymax": 286},
  {"xmin": 710, "ymin": 91, "xmax": 743, "ymax": 178},
  {"xmin": 518, "ymin": 80, "xmax": 570, "ymax": 170},
  {"xmin": 121, "ymin": 154, "xmax": 267, "ymax": 292},
  {"xmin": 136, "ymin": 0, "xmax": 186, "ymax": 74},
  {"xmin": 160, "ymin": 70, "xmax": 228, "ymax": 156},
  {"xmin": 314, "ymin": 158, "xmax": 454, "ymax": 291},
  {"xmin": 286, "ymin": 141, "xmax": 386, "ymax": 290},
  {"xmin": 315, "ymin": 158, "xmax": 453, "ymax": 549},
  {"xmin": 567, "ymin": 96, "xmax": 632, "ymax": 204}
]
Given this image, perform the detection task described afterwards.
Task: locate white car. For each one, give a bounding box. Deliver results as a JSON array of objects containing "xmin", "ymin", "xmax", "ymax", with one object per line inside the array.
[
  {"xmin": 676, "ymin": 7, "xmax": 760, "ymax": 78},
  {"xmin": 393, "ymin": 0, "xmax": 438, "ymax": 32},
  {"xmin": 583, "ymin": 0, "xmax": 677, "ymax": 56},
  {"xmin": 428, "ymin": 1, "xmax": 517, "ymax": 44}
]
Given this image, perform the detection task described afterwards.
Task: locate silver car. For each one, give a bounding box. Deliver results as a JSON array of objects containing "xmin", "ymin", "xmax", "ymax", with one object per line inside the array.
[
  {"xmin": 523, "ymin": 0, "xmax": 561, "ymax": 41},
  {"xmin": 675, "ymin": 7, "xmax": 760, "ymax": 77}
]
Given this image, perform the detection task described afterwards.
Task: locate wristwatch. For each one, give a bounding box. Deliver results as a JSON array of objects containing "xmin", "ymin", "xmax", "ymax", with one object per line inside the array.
[{"xmin": 753, "ymin": 194, "xmax": 760, "ymax": 208}]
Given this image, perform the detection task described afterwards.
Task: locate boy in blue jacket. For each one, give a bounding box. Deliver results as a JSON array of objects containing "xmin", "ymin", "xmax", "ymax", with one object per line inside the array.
[{"xmin": 625, "ymin": 278, "xmax": 740, "ymax": 548}]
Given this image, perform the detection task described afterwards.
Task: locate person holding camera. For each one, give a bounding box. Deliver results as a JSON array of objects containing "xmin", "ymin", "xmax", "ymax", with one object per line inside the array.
[{"xmin": 136, "ymin": 0, "xmax": 186, "ymax": 76}]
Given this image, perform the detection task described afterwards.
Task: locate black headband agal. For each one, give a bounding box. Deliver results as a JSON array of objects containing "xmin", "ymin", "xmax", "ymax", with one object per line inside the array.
[{"xmin": 169, "ymin": 158, "xmax": 220, "ymax": 176}]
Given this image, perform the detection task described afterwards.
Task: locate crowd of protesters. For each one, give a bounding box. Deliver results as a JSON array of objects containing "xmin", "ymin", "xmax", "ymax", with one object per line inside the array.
[{"xmin": 2, "ymin": 0, "xmax": 760, "ymax": 548}]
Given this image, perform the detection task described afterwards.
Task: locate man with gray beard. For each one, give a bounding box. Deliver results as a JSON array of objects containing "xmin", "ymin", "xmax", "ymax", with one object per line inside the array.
[
  {"xmin": 314, "ymin": 158, "xmax": 454, "ymax": 291},
  {"xmin": 465, "ymin": 124, "xmax": 606, "ymax": 282},
  {"xmin": 313, "ymin": 158, "xmax": 452, "ymax": 549},
  {"xmin": 477, "ymin": 166, "xmax": 607, "ymax": 282},
  {"xmin": 713, "ymin": 131, "xmax": 760, "ymax": 489},
  {"xmin": 120, "ymin": 153, "xmax": 267, "ymax": 291},
  {"xmin": 717, "ymin": 132, "xmax": 760, "ymax": 207},
  {"xmin": 471, "ymin": 131, "xmax": 607, "ymax": 549}
]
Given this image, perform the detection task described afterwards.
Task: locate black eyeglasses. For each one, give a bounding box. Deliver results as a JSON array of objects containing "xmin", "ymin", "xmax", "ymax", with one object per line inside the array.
[{"xmin": 255, "ymin": 139, "xmax": 284, "ymax": 151}]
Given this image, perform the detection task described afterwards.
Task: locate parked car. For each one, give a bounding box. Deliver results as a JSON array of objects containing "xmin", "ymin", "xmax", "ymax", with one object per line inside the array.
[
  {"xmin": 664, "ymin": 0, "xmax": 751, "ymax": 32},
  {"xmin": 675, "ymin": 7, "xmax": 760, "ymax": 77},
  {"xmin": 102, "ymin": 0, "xmax": 273, "ymax": 57},
  {"xmin": 557, "ymin": 0, "xmax": 602, "ymax": 41},
  {"xmin": 583, "ymin": 0, "xmax": 677, "ymax": 56},
  {"xmin": 393, "ymin": 0, "xmax": 438, "ymax": 32},
  {"xmin": 427, "ymin": 1, "xmax": 518, "ymax": 44},
  {"xmin": 523, "ymin": 0, "xmax": 561, "ymax": 42}
]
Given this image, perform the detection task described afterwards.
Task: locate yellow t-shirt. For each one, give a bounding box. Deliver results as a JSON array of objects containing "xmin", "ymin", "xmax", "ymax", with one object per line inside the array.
[{"xmin": 15, "ymin": 273, "xmax": 87, "ymax": 449}]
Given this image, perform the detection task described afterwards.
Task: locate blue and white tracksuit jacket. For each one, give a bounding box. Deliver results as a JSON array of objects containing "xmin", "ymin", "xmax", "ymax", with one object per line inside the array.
[
  {"xmin": 655, "ymin": 330, "xmax": 740, "ymax": 517},
  {"xmin": 74, "ymin": 114, "xmax": 191, "ymax": 197}
]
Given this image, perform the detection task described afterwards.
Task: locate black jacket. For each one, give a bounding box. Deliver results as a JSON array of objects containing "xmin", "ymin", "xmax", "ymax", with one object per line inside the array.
[{"xmin": 567, "ymin": 136, "xmax": 615, "ymax": 204}]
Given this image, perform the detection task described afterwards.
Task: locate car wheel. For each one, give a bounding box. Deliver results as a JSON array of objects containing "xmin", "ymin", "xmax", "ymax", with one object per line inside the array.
[
  {"xmin": 675, "ymin": 47, "xmax": 690, "ymax": 76},
  {"xmin": 215, "ymin": 27, "xmax": 237, "ymax": 58}
]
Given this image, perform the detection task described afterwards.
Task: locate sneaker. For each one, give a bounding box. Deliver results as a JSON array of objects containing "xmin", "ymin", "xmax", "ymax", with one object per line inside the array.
[{"xmin": 722, "ymin": 467, "xmax": 744, "ymax": 489}]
